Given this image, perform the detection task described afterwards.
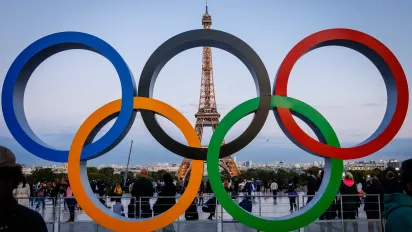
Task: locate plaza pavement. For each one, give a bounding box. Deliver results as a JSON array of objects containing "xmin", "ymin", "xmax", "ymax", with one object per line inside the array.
[{"xmin": 34, "ymin": 192, "xmax": 377, "ymax": 232}]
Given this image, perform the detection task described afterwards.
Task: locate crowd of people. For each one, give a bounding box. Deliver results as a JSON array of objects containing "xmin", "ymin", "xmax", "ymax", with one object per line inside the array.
[{"xmin": 1, "ymin": 145, "xmax": 412, "ymax": 232}]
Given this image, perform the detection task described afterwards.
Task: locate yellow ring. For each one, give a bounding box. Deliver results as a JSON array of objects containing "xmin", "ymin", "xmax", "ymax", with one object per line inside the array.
[{"xmin": 68, "ymin": 97, "xmax": 203, "ymax": 232}]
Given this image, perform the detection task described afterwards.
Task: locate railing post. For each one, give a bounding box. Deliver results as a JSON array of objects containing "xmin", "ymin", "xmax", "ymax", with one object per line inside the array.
[
  {"xmin": 133, "ymin": 197, "xmax": 136, "ymax": 219},
  {"xmin": 57, "ymin": 196, "xmax": 61, "ymax": 232},
  {"xmin": 220, "ymin": 203, "xmax": 223, "ymax": 232},
  {"xmin": 378, "ymin": 194, "xmax": 382, "ymax": 232},
  {"xmin": 139, "ymin": 197, "xmax": 141, "ymax": 219},
  {"xmin": 340, "ymin": 195, "xmax": 344, "ymax": 231}
]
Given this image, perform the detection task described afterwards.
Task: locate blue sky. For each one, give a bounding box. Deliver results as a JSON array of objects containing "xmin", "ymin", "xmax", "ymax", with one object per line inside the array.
[{"xmin": 0, "ymin": 1, "xmax": 411, "ymax": 167}]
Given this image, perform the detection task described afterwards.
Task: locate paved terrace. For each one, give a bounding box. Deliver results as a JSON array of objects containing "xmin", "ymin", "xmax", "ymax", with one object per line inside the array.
[{"xmin": 34, "ymin": 193, "xmax": 381, "ymax": 232}]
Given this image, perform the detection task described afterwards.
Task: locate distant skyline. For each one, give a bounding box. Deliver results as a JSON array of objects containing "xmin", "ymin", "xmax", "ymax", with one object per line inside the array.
[{"xmin": 0, "ymin": 1, "xmax": 411, "ymax": 166}]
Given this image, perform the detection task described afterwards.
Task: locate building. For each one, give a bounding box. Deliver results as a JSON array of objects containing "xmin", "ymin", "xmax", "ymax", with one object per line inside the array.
[
  {"xmin": 245, "ymin": 161, "xmax": 253, "ymax": 169},
  {"xmin": 387, "ymin": 159, "xmax": 401, "ymax": 170},
  {"xmin": 344, "ymin": 161, "xmax": 387, "ymax": 171}
]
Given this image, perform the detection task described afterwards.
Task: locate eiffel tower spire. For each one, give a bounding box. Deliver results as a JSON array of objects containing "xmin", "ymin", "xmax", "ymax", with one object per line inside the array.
[{"xmin": 176, "ymin": 3, "xmax": 240, "ymax": 182}]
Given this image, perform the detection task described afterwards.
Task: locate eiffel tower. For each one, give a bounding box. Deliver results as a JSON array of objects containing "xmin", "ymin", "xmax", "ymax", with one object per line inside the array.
[{"xmin": 176, "ymin": 2, "xmax": 240, "ymax": 182}]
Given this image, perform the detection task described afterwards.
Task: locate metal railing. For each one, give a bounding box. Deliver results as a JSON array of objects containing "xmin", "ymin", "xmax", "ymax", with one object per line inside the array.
[{"xmin": 14, "ymin": 193, "xmax": 384, "ymax": 232}]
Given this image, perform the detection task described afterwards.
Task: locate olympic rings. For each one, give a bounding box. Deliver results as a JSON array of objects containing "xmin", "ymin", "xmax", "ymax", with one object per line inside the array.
[
  {"xmin": 138, "ymin": 29, "xmax": 271, "ymax": 160},
  {"xmin": 1, "ymin": 27, "xmax": 409, "ymax": 232},
  {"xmin": 273, "ymin": 28, "xmax": 409, "ymax": 160},
  {"xmin": 68, "ymin": 97, "xmax": 203, "ymax": 232},
  {"xmin": 207, "ymin": 96, "xmax": 344, "ymax": 231},
  {"xmin": 1, "ymin": 32, "xmax": 137, "ymax": 162}
]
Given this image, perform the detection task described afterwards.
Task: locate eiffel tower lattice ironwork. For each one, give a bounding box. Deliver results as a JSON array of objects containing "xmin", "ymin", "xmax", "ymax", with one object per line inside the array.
[{"xmin": 176, "ymin": 3, "xmax": 240, "ymax": 182}]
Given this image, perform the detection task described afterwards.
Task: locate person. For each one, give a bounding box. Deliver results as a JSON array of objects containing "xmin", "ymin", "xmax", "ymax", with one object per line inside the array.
[
  {"xmin": 153, "ymin": 173, "xmax": 176, "ymax": 232},
  {"xmin": 224, "ymin": 180, "xmax": 230, "ymax": 194},
  {"xmin": 156, "ymin": 179, "xmax": 162, "ymax": 194},
  {"xmin": 317, "ymin": 170, "xmax": 336, "ymax": 232},
  {"xmin": 185, "ymin": 197, "xmax": 199, "ymax": 220},
  {"xmin": 153, "ymin": 173, "xmax": 176, "ymax": 216},
  {"xmin": 270, "ymin": 180, "xmax": 278, "ymax": 204},
  {"xmin": 35, "ymin": 182, "xmax": 46, "ymax": 211},
  {"xmin": 263, "ymin": 181, "xmax": 269, "ymax": 194},
  {"xmin": 0, "ymin": 146, "xmax": 47, "ymax": 231},
  {"xmin": 315, "ymin": 170, "xmax": 323, "ymax": 191},
  {"xmin": 285, "ymin": 180, "xmax": 297, "ymax": 211},
  {"xmin": 244, "ymin": 180, "xmax": 253, "ymax": 196},
  {"xmin": 239, "ymin": 195, "xmax": 252, "ymax": 213},
  {"xmin": 338, "ymin": 172, "xmax": 360, "ymax": 232},
  {"xmin": 64, "ymin": 179, "xmax": 77, "ymax": 222},
  {"xmin": 250, "ymin": 180, "xmax": 256, "ymax": 201},
  {"xmin": 12, "ymin": 177, "xmax": 31, "ymax": 208},
  {"xmin": 113, "ymin": 198, "xmax": 125, "ymax": 217},
  {"xmin": 383, "ymin": 159, "xmax": 412, "ymax": 231},
  {"xmin": 363, "ymin": 177, "xmax": 384, "ymax": 232},
  {"xmin": 306, "ymin": 170, "xmax": 316, "ymax": 204},
  {"xmin": 198, "ymin": 190, "xmax": 204, "ymax": 206},
  {"xmin": 238, "ymin": 195, "xmax": 254, "ymax": 232},
  {"xmin": 232, "ymin": 178, "xmax": 239, "ymax": 199},
  {"xmin": 383, "ymin": 171, "xmax": 403, "ymax": 194},
  {"xmin": 112, "ymin": 183, "xmax": 123, "ymax": 202},
  {"xmin": 202, "ymin": 196, "xmax": 217, "ymax": 220},
  {"xmin": 256, "ymin": 178, "xmax": 261, "ymax": 194},
  {"xmin": 131, "ymin": 168, "xmax": 154, "ymax": 218},
  {"xmin": 29, "ymin": 183, "xmax": 35, "ymax": 208},
  {"xmin": 49, "ymin": 181, "xmax": 57, "ymax": 207}
]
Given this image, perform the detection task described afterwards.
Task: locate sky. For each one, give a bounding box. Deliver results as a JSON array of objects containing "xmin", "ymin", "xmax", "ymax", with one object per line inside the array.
[{"xmin": 0, "ymin": 1, "xmax": 411, "ymax": 167}]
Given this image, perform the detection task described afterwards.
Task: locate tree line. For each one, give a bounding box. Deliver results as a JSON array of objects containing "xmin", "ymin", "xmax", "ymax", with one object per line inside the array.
[{"xmin": 26, "ymin": 166, "xmax": 399, "ymax": 188}]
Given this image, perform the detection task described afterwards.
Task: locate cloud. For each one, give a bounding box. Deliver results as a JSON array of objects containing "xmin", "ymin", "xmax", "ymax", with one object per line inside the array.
[{"xmin": 361, "ymin": 102, "xmax": 384, "ymax": 107}]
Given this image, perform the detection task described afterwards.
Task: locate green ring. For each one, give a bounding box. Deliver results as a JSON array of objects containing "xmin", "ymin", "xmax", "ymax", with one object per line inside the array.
[{"xmin": 207, "ymin": 96, "xmax": 344, "ymax": 232}]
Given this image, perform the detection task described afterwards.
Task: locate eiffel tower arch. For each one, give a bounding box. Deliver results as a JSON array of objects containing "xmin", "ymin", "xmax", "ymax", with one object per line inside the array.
[{"xmin": 176, "ymin": 3, "xmax": 240, "ymax": 182}]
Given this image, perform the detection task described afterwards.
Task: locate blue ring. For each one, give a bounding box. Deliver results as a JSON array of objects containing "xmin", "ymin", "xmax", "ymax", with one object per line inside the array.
[{"xmin": 1, "ymin": 32, "xmax": 136, "ymax": 162}]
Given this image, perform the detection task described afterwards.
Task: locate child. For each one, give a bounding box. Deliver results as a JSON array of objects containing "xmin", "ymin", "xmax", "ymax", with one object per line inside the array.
[{"xmin": 113, "ymin": 198, "xmax": 124, "ymax": 217}]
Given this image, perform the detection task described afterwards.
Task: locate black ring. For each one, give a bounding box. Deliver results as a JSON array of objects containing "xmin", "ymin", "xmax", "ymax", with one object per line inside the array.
[{"xmin": 138, "ymin": 29, "xmax": 271, "ymax": 160}]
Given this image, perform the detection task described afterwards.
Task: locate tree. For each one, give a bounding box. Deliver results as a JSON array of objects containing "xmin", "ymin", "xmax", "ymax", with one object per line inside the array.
[
  {"xmin": 99, "ymin": 167, "xmax": 114, "ymax": 178},
  {"xmin": 149, "ymin": 169, "xmax": 169, "ymax": 181},
  {"xmin": 29, "ymin": 168, "xmax": 57, "ymax": 182},
  {"xmin": 88, "ymin": 173, "xmax": 107, "ymax": 182},
  {"xmin": 87, "ymin": 167, "xmax": 99, "ymax": 174},
  {"xmin": 56, "ymin": 173, "xmax": 68, "ymax": 181},
  {"xmin": 120, "ymin": 171, "xmax": 135, "ymax": 182}
]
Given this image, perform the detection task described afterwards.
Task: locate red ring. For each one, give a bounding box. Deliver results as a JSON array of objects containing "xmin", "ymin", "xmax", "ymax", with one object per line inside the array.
[{"xmin": 274, "ymin": 28, "xmax": 409, "ymax": 160}]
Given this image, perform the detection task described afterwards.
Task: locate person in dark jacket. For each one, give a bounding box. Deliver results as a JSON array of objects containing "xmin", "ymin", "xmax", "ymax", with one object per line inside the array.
[
  {"xmin": 363, "ymin": 177, "xmax": 385, "ymax": 232},
  {"xmin": 338, "ymin": 172, "xmax": 359, "ymax": 232},
  {"xmin": 153, "ymin": 173, "xmax": 176, "ymax": 216},
  {"xmin": 315, "ymin": 170, "xmax": 323, "ymax": 192},
  {"xmin": 202, "ymin": 197, "xmax": 217, "ymax": 220},
  {"xmin": 383, "ymin": 159, "xmax": 412, "ymax": 232},
  {"xmin": 383, "ymin": 171, "xmax": 403, "ymax": 194},
  {"xmin": 50, "ymin": 181, "xmax": 60, "ymax": 207},
  {"xmin": 284, "ymin": 180, "xmax": 297, "ymax": 211},
  {"xmin": 0, "ymin": 146, "xmax": 47, "ymax": 232},
  {"xmin": 306, "ymin": 170, "xmax": 316, "ymax": 204},
  {"xmin": 233, "ymin": 179, "xmax": 239, "ymax": 197},
  {"xmin": 185, "ymin": 198, "xmax": 199, "ymax": 220},
  {"xmin": 153, "ymin": 173, "xmax": 176, "ymax": 231},
  {"xmin": 239, "ymin": 195, "xmax": 252, "ymax": 213},
  {"xmin": 131, "ymin": 168, "xmax": 154, "ymax": 218}
]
